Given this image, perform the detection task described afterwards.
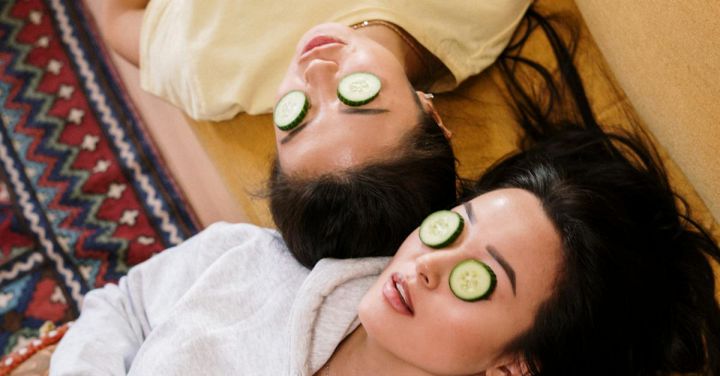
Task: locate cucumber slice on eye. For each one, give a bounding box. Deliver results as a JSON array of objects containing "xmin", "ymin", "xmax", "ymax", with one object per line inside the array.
[
  {"xmin": 449, "ymin": 259, "xmax": 497, "ymax": 301},
  {"xmin": 337, "ymin": 72, "xmax": 382, "ymax": 106},
  {"xmin": 419, "ymin": 210, "xmax": 464, "ymax": 248},
  {"xmin": 274, "ymin": 90, "xmax": 309, "ymax": 131}
]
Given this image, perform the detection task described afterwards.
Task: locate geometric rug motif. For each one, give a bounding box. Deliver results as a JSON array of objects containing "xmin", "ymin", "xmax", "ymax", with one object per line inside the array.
[{"xmin": 0, "ymin": 0, "xmax": 200, "ymax": 355}]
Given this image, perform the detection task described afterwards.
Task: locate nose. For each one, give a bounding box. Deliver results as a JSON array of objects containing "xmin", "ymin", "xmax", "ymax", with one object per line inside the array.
[
  {"xmin": 415, "ymin": 250, "xmax": 460, "ymax": 290},
  {"xmin": 303, "ymin": 59, "xmax": 339, "ymax": 102}
]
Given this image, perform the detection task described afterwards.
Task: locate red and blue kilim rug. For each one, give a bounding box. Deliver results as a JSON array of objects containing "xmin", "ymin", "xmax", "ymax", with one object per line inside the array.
[{"xmin": 0, "ymin": 0, "xmax": 200, "ymax": 355}]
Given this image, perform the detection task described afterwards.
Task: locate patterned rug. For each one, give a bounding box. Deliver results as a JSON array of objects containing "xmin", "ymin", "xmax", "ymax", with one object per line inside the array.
[{"xmin": 0, "ymin": 0, "xmax": 199, "ymax": 355}]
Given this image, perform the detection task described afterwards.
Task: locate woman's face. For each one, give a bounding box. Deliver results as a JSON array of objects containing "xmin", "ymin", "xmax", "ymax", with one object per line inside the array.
[
  {"xmin": 275, "ymin": 23, "xmax": 427, "ymax": 176},
  {"xmin": 358, "ymin": 188, "xmax": 563, "ymax": 375}
]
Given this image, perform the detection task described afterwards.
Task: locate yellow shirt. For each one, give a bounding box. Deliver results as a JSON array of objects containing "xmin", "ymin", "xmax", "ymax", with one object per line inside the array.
[{"xmin": 140, "ymin": 0, "xmax": 531, "ymax": 121}]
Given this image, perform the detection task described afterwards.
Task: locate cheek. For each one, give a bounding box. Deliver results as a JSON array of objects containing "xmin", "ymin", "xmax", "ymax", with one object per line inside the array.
[
  {"xmin": 275, "ymin": 65, "xmax": 304, "ymax": 101},
  {"xmin": 426, "ymin": 304, "xmax": 493, "ymax": 352},
  {"xmin": 340, "ymin": 41, "xmax": 406, "ymax": 81},
  {"xmin": 399, "ymin": 307, "xmax": 512, "ymax": 374},
  {"xmin": 275, "ymin": 78, "xmax": 295, "ymax": 101},
  {"xmin": 360, "ymin": 291, "xmax": 510, "ymax": 374}
]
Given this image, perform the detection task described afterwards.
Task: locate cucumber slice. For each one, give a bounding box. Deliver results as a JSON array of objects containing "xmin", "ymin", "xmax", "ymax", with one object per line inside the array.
[
  {"xmin": 419, "ymin": 210, "xmax": 464, "ymax": 248},
  {"xmin": 274, "ymin": 90, "xmax": 309, "ymax": 131},
  {"xmin": 449, "ymin": 259, "xmax": 496, "ymax": 301},
  {"xmin": 337, "ymin": 72, "xmax": 381, "ymax": 106}
]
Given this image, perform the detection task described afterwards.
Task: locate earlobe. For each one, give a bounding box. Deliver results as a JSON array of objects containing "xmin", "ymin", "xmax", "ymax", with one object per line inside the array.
[
  {"xmin": 485, "ymin": 357, "xmax": 529, "ymax": 376},
  {"xmin": 416, "ymin": 91, "xmax": 452, "ymax": 139}
]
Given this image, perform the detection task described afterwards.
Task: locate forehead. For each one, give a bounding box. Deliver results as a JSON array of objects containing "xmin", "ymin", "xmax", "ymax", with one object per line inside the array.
[{"xmin": 465, "ymin": 189, "xmax": 549, "ymax": 228}]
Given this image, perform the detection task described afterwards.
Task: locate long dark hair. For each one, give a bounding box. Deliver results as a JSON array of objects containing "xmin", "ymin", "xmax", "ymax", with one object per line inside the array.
[
  {"xmin": 269, "ymin": 110, "xmax": 456, "ymax": 268},
  {"xmin": 479, "ymin": 8, "xmax": 720, "ymax": 375}
]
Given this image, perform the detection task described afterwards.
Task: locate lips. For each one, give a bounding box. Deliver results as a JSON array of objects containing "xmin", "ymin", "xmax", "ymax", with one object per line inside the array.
[
  {"xmin": 301, "ymin": 35, "xmax": 344, "ymax": 55},
  {"xmin": 382, "ymin": 272, "xmax": 414, "ymax": 316}
]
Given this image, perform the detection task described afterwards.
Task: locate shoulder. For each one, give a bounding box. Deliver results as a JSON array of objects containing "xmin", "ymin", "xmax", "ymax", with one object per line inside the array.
[
  {"xmin": 194, "ymin": 222, "xmax": 282, "ymax": 247},
  {"xmin": 143, "ymin": 222, "xmax": 287, "ymax": 272}
]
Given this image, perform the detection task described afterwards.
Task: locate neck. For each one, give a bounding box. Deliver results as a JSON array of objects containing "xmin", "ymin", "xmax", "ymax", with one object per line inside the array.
[
  {"xmin": 352, "ymin": 21, "xmax": 439, "ymax": 90},
  {"xmin": 322, "ymin": 325, "xmax": 434, "ymax": 376}
]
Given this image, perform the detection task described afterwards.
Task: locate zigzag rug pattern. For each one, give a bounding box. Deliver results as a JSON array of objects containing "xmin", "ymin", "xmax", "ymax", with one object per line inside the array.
[{"xmin": 0, "ymin": 0, "xmax": 199, "ymax": 354}]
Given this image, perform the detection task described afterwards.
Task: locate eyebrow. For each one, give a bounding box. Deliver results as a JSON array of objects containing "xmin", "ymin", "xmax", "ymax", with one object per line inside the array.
[
  {"xmin": 279, "ymin": 119, "xmax": 312, "ymax": 145},
  {"xmin": 487, "ymin": 245, "xmax": 517, "ymax": 296},
  {"xmin": 463, "ymin": 201, "xmax": 476, "ymax": 224},
  {"xmin": 341, "ymin": 107, "xmax": 389, "ymax": 115},
  {"xmin": 462, "ymin": 202, "xmax": 517, "ymax": 296},
  {"xmin": 279, "ymin": 108, "xmax": 389, "ymax": 145}
]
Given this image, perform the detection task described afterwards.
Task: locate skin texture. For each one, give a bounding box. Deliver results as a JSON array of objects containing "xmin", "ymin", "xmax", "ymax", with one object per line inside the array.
[
  {"xmin": 274, "ymin": 23, "xmax": 442, "ymax": 176},
  {"xmin": 326, "ymin": 189, "xmax": 563, "ymax": 376},
  {"xmin": 100, "ymin": 0, "xmax": 149, "ymax": 65}
]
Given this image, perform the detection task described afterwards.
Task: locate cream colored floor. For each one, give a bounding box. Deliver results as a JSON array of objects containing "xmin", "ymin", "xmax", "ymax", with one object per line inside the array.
[
  {"xmin": 575, "ymin": 0, "xmax": 720, "ymax": 221},
  {"xmin": 85, "ymin": 1, "xmax": 246, "ymax": 227}
]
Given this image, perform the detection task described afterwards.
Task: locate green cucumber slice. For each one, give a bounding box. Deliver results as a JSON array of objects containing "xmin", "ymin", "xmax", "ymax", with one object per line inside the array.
[
  {"xmin": 449, "ymin": 259, "xmax": 496, "ymax": 301},
  {"xmin": 337, "ymin": 72, "xmax": 381, "ymax": 106},
  {"xmin": 419, "ymin": 210, "xmax": 464, "ymax": 248},
  {"xmin": 274, "ymin": 90, "xmax": 309, "ymax": 131}
]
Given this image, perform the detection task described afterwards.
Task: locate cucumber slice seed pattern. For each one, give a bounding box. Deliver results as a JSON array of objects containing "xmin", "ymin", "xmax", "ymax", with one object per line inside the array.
[
  {"xmin": 274, "ymin": 90, "xmax": 309, "ymax": 131},
  {"xmin": 337, "ymin": 72, "xmax": 382, "ymax": 106},
  {"xmin": 449, "ymin": 259, "xmax": 497, "ymax": 301},
  {"xmin": 419, "ymin": 210, "xmax": 464, "ymax": 248}
]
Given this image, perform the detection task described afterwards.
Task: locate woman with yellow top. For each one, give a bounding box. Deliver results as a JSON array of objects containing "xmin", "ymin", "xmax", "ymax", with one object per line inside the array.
[{"xmin": 100, "ymin": 0, "xmax": 532, "ymax": 267}]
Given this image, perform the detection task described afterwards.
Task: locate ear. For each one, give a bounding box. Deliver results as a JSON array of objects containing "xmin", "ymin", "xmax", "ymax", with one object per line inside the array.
[
  {"xmin": 485, "ymin": 356, "xmax": 530, "ymax": 376},
  {"xmin": 416, "ymin": 90, "xmax": 452, "ymax": 139}
]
